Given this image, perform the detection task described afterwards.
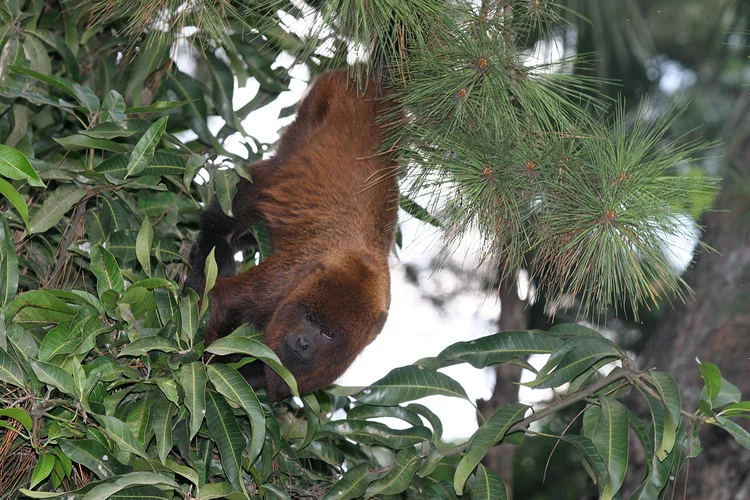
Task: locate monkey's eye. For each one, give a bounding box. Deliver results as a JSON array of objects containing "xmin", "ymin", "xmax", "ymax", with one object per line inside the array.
[
  {"xmin": 303, "ymin": 311, "xmax": 314, "ymax": 322},
  {"xmin": 321, "ymin": 329, "xmax": 335, "ymax": 340}
]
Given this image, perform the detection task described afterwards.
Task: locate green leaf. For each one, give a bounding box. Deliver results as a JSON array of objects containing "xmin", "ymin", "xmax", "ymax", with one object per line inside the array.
[
  {"xmin": 0, "ymin": 144, "xmax": 45, "ymax": 187},
  {"xmin": 205, "ymin": 335, "xmax": 299, "ymax": 397},
  {"xmin": 365, "ymin": 447, "xmax": 420, "ymax": 497},
  {"xmin": 32, "ymin": 360, "xmax": 76, "ymax": 396},
  {"xmin": 180, "ymin": 290, "xmax": 199, "ymax": 347},
  {"xmin": 560, "ymin": 435, "xmax": 609, "ymax": 493},
  {"xmin": 30, "ymin": 451, "xmax": 56, "ymax": 488},
  {"xmin": 353, "ymin": 365, "xmax": 469, "ymax": 405},
  {"xmin": 0, "ymin": 408, "xmax": 32, "ymax": 431},
  {"xmin": 81, "ymin": 472, "xmax": 179, "ymax": 500},
  {"xmin": 0, "ymin": 213, "xmax": 20, "ymax": 303},
  {"xmin": 249, "ymin": 223, "xmax": 273, "ymax": 263},
  {"xmin": 98, "ymin": 415, "xmax": 149, "ymax": 460},
  {"xmin": 152, "ymin": 397, "xmax": 174, "ymax": 465},
  {"xmin": 125, "ymin": 117, "xmax": 168, "ymax": 178},
  {"xmin": 718, "ymin": 401, "xmax": 750, "ymax": 418},
  {"xmin": 179, "ymin": 361, "xmax": 207, "ymax": 440},
  {"xmin": 81, "ymin": 120, "xmax": 151, "ymax": 140},
  {"xmin": 648, "ymin": 372, "xmax": 681, "ymax": 458},
  {"xmin": 437, "ymin": 330, "xmax": 563, "ymax": 369},
  {"xmin": 213, "ymin": 168, "xmax": 239, "ymax": 217},
  {"xmin": 205, "ymin": 390, "xmax": 244, "ymax": 490},
  {"xmin": 322, "ymin": 463, "xmax": 377, "ymax": 500},
  {"xmin": 0, "ymin": 178, "xmax": 29, "ymax": 231},
  {"xmin": 5, "ymin": 290, "xmax": 75, "ymax": 325},
  {"xmin": 399, "ymin": 194, "xmax": 441, "ymax": 228},
  {"xmin": 472, "ymin": 465, "xmax": 507, "ymax": 500},
  {"xmin": 710, "ymin": 377, "xmax": 742, "ymax": 408},
  {"xmin": 90, "ymin": 245, "xmax": 124, "ymax": 297},
  {"xmin": 320, "ymin": 419, "xmax": 431, "ymax": 449},
  {"xmin": 454, "ymin": 403, "xmax": 528, "ymax": 495},
  {"xmin": 119, "ymin": 336, "xmax": 179, "ymax": 357},
  {"xmin": 125, "ymin": 34, "xmax": 172, "ymax": 107},
  {"xmin": 714, "ymin": 416, "xmax": 750, "ymax": 450},
  {"xmin": 136, "ymin": 216, "xmax": 153, "ymax": 277},
  {"xmin": 59, "ymin": 440, "xmax": 131, "ymax": 479},
  {"xmin": 199, "ymin": 483, "xmax": 235, "ymax": 500},
  {"xmin": 698, "ymin": 361, "xmax": 721, "ymax": 405},
  {"xmin": 206, "ymin": 364, "xmax": 265, "ymax": 464},
  {"xmin": 200, "ymin": 249, "xmax": 217, "ymax": 316},
  {"xmin": 29, "ymin": 185, "xmax": 86, "ymax": 234},
  {"xmin": 528, "ymin": 337, "xmax": 620, "ymax": 389},
  {"xmin": 0, "ymin": 346, "xmax": 29, "ymax": 387},
  {"xmin": 53, "ymin": 134, "xmax": 129, "ymax": 153},
  {"xmin": 591, "ymin": 397, "xmax": 629, "ymax": 499}
]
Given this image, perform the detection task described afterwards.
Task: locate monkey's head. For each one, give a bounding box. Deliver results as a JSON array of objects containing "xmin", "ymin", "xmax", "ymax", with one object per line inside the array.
[{"xmin": 262, "ymin": 252, "xmax": 389, "ymax": 401}]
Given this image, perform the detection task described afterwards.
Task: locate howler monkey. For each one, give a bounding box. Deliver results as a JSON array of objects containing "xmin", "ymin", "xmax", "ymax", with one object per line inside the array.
[{"xmin": 186, "ymin": 71, "xmax": 399, "ymax": 401}]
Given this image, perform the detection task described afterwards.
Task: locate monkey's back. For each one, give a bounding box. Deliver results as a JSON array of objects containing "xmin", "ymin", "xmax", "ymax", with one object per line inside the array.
[{"xmin": 256, "ymin": 72, "xmax": 399, "ymax": 261}]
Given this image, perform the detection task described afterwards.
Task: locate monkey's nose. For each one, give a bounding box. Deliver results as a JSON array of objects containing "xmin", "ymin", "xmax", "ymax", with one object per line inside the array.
[{"xmin": 296, "ymin": 336, "xmax": 311, "ymax": 350}]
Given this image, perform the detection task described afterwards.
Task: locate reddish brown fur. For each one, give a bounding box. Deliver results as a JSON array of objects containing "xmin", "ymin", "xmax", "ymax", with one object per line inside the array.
[{"xmin": 188, "ymin": 71, "xmax": 399, "ymax": 400}]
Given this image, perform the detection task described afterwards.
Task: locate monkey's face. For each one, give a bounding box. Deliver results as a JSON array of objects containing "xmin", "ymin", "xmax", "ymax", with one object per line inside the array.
[{"xmin": 262, "ymin": 255, "xmax": 389, "ymax": 400}]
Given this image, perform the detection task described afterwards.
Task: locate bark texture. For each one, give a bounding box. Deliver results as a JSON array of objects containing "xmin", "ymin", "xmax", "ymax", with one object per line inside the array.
[{"xmin": 642, "ymin": 124, "xmax": 750, "ymax": 498}]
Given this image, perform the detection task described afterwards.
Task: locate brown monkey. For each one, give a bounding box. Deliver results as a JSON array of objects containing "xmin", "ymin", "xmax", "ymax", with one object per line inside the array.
[{"xmin": 186, "ymin": 71, "xmax": 399, "ymax": 401}]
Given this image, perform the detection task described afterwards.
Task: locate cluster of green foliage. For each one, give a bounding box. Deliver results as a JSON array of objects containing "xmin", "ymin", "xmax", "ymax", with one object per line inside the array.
[{"xmin": 0, "ymin": 1, "xmax": 746, "ymax": 499}]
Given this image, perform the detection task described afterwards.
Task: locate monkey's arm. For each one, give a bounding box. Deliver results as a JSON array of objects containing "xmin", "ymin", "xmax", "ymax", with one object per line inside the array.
[{"xmin": 185, "ymin": 175, "xmax": 266, "ymax": 293}]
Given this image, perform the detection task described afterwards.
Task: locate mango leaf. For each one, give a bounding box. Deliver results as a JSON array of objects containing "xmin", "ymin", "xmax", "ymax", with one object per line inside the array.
[
  {"xmin": 0, "ymin": 144, "xmax": 45, "ymax": 187},
  {"xmin": 454, "ymin": 403, "xmax": 528, "ymax": 495},
  {"xmin": 136, "ymin": 216, "xmax": 153, "ymax": 277},
  {"xmin": 353, "ymin": 365, "xmax": 469, "ymax": 405},
  {"xmin": 698, "ymin": 361, "xmax": 721, "ymax": 405},
  {"xmin": 365, "ymin": 447, "xmax": 420, "ymax": 497},
  {"xmin": 179, "ymin": 361, "xmax": 207, "ymax": 440},
  {"xmin": 199, "ymin": 483, "xmax": 235, "ymax": 500},
  {"xmin": 180, "ymin": 289, "xmax": 199, "ymax": 346},
  {"xmin": 53, "ymin": 134, "xmax": 129, "ymax": 153},
  {"xmin": 29, "ymin": 185, "xmax": 87, "ymax": 234},
  {"xmin": 30, "ymin": 451, "xmax": 56, "ymax": 488},
  {"xmin": 347, "ymin": 405, "xmax": 424, "ymax": 428},
  {"xmin": 714, "ymin": 416, "xmax": 750, "ymax": 450},
  {"xmin": 200, "ymin": 249, "xmax": 217, "ymax": 316},
  {"xmin": 90, "ymin": 245, "xmax": 124, "ymax": 297},
  {"xmin": 399, "ymin": 194, "xmax": 441, "ymax": 228},
  {"xmin": 561, "ymin": 434, "xmax": 609, "ymax": 494},
  {"xmin": 5, "ymin": 290, "xmax": 75, "ymax": 325},
  {"xmin": 97, "ymin": 415, "xmax": 149, "ymax": 460},
  {"xmin": 119, "ymin": 336, "xmax": 179, "ymax": 357},
  {"xmin": 322, "ymin": 463, "xmax": 377, "ymax": 500},
  {"xmin": 320, "ymin": 420, "xmax": 431, "ymax": 449},
  {"xmin": 80, "ymin": 472, "xmax": 179, "ymax": 500},
  {"xmin": 0, "ymin": 179, "xmax": 29, "ymax": 232},
  {"xmin": 152, "ymin": 397, "xmax": 175, "ymax": 465},
  {"xmin": 528, "ymin": 337, "xmax": 620, "ymax": 389},
  {"xmin": 0, "ymin": 213, "xmax": 19, "ymax": 303},
  {"xmin": 59, "ymin": 440, "xmax": 131, "ymax": 479},
  {"xmin": 206, "ymin": 364, "xmax": 265, "ymax": 464},
  {"xmin": 437, "ymin": 330, "xmax": 563, "ymax": 369},
  {"xmin": 80, "ymin": 120, "xmax": 151, "ymax": 139},
  {"xmin": 0, "ymin": 344, "xmax": 30, "ymax": 387},
  {"xmin": 125, "ymin": 117, "xmax": 168, "ymax": 178},
  {"xmin": 213, "ymin": 168, "xmax": 239, "ymax": 217},
  {"xmin": 590, "ymin": 397, "xmax": 629, "ymax": 499},
  {"xmin": 31, "ymin": 360, "xmax": 76, "ymax": 396},
  {"xmin": 205, "ymin": 336, "xmax": 299, "ymax": 397},
  {"xmin": 205, "ymin": 390, "xmax": 244, "ymax": 490},
  {"xmin": 648, "ymin": 372, "xmax": 681, "ymax": 457},
  {"xmin": 472, "ymin": 465, "xmax": 507, "ymax": 500},
  {"xmin": 0, "ymin": 408, "xmax": 32, "ymax": 431}
]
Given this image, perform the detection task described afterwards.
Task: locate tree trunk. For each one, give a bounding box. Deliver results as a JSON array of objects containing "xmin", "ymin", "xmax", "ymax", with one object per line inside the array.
[
  {"xmin": 641, "ymin": 121, "xmax": 750, "ymax": 498},
  {"xmin": 477, "ymin": 279, "xmax": 528, "ymax": 499}
]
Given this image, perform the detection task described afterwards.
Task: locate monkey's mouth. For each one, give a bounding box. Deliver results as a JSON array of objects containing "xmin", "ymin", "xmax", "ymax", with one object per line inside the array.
[{"xmin": 285, "ymin": 345, "xmax": 315, "ymax": 365}]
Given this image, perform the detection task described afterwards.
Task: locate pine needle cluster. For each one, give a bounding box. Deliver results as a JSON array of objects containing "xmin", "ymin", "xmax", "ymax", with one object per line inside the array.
[{"xmin": 265, "ymin": 0, "xmax": 716, "ymax": 317}]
